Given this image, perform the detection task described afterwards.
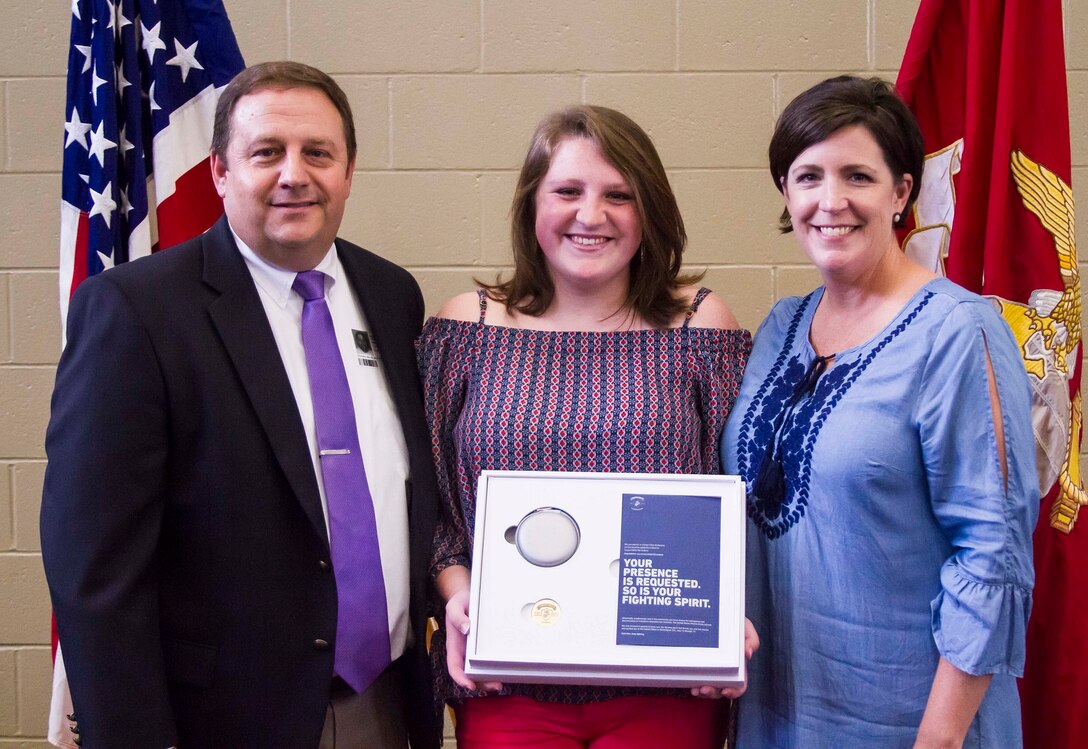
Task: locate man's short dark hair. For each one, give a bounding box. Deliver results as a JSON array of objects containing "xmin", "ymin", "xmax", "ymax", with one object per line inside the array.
[{"xmin": 211, "ymin": 61, "xmax": 357, "ymax": 166}]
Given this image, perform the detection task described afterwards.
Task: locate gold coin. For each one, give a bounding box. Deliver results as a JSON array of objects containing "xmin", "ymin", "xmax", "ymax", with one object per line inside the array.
[{"xmin": 531, "ymin": 599, "xmax": 561, "ymax": 625}]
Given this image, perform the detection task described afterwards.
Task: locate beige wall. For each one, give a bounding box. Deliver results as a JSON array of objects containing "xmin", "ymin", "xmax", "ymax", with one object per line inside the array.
[{"xmin": 1, "ymin": 0, "xmax": 1085, "ymax": 744}]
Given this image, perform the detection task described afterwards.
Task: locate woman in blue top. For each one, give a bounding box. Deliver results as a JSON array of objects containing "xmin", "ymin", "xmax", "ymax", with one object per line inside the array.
[{"xmin": 721, "ymin": 76, "xmax": 1038, "ymax": 748}]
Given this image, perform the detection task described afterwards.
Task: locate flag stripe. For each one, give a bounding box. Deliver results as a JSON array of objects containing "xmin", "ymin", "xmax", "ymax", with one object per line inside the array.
[
  {"xmin": 151, "ymin": 83, "xmax": 220, "ymax": 206},
  {"xmin": 157, "ymin": 157, "xmax": 223, "ymax": 250}
]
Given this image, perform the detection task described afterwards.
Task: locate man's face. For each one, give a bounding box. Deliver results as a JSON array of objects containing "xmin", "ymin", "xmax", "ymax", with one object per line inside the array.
[{"xmin": 211, "ymin": 86, "xmax": 354, "ymax": 271}]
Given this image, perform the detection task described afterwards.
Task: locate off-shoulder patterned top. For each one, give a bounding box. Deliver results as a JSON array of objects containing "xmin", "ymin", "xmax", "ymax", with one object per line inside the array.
[{"xmin": 416, "ymin": 288, "xmax": 752, "ymax": 706}]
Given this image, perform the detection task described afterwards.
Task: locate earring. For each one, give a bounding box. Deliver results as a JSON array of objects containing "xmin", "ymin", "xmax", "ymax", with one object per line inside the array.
[{"xmin": 893, "ymin": 211, "xmax": 902, "ymax": 224}]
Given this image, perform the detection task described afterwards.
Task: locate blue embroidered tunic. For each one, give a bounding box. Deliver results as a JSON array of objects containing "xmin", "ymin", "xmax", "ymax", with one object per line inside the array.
[
  {"xmin": 418, "ymin": 290, "xmax": 752, "ymax": 707},
  {"xmin": 721, "ymin": 278, "xmax": 1038, "ymax": 748}
]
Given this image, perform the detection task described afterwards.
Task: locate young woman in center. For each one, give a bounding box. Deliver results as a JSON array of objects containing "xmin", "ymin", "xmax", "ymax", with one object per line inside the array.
[{"xmin": 417, "ymin": 104, "xmax": 755, "ymax": 748}]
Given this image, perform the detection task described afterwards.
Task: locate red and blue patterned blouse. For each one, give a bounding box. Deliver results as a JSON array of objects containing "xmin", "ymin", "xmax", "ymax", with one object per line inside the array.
[{"xmin": 416, "ymin": 289, "xmax": 752, "ymax": 706}]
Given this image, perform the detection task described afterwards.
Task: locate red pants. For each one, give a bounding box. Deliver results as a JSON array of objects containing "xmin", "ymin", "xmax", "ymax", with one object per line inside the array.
[{"xmin": 455, "ymin": 695, "xmax": 725, "ymax": 748}]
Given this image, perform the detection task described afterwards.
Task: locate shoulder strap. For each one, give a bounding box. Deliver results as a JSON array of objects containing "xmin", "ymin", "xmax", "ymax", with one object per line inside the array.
[
  {"xmin": 477, "ymin": 289, "xmax": 488, "ymax": 324},
  {"xmin": 682, "ymin": 287, "xmax": 712, "ymax": 328}
]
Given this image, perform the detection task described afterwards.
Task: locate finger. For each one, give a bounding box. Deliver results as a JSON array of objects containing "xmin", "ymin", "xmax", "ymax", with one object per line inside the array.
[
  {"xmin": 444, "ymin": 617, "xmax": 477, "ymax": 690},
  {"xmin": 690, "ymin": 685, "xmax": 725, "ymax": 699},
  {"xmin": 446, "ymin": 606, "xmax": 471, "ymax": 635},
  {"xmin": 719, "ymin": 676, "xmax": 749, "ymax": 700},
  {"xmin": 450, "ymin": 671, "xmax": 478, "ymax": 691},
  {"xmin": 743, "ymin": 619, "xmax": 761, "ymax": 659},
  {"xmin": 446, "ymin": 650, "xmax": 478, "ymax": 691},
  {"xmin": 446, "ymin": 647, "xmax": 477, "ymax": 691}
]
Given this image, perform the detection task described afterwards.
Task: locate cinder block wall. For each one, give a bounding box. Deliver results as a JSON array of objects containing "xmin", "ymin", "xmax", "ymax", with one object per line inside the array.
[{"xmin": 1, "ymin": 1, "xmax": 1084, "ymax": 744}]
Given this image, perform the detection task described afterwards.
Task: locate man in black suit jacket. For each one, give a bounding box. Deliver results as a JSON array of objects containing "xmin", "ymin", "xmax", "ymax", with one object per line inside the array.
[{"xmin": 40, "ymin": 61, "xmax": 441, "ymax": 749}]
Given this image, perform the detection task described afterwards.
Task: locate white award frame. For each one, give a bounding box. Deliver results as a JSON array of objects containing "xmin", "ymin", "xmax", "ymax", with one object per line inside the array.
[{"xmin": 465, "ymin": 471, "xmax": 746, "ymax": 688}]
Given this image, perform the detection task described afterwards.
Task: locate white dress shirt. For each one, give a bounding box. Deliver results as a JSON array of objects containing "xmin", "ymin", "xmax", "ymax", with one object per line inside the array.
[{"xmin": 233, "ymin": 227, "xmax": 411, "ymax": 662}]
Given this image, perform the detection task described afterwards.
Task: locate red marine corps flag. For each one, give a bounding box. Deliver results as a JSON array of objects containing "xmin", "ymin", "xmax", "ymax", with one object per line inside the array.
[
  {"xmin": 53, "ymin": 0, "xmax": 243, "ymax": 744},
  {"xmin": 896, "ymin": 0, "xmax": 1085, "ymax": 746}
]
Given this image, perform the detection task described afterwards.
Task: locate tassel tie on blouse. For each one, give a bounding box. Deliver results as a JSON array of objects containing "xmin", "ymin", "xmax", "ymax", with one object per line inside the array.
[{"xmin": 752, "ymin": 353, "xmax": 834, "ymax": 517}]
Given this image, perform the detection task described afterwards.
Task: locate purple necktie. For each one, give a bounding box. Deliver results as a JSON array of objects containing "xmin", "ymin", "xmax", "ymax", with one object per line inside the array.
[{"xmin": 293, "ymin": 269, "xmax": 390, "ymax": 693}]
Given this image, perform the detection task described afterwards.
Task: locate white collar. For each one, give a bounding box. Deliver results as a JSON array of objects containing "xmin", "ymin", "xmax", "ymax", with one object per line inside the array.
[{"xmin": 230, "ymin": 223, "xmax": 339, "ymax": 306}]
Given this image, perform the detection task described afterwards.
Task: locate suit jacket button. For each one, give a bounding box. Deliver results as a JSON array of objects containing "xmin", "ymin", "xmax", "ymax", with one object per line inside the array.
[
  {"xmin": 318, "ymin": 559, "xmax": 330, "ymax": 570},
  {"xmin": 314, "ymin": 638, "xmax": 330, "ymax": 650}
]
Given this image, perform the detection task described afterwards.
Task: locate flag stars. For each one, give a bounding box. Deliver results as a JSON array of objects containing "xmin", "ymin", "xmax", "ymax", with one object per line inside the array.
[
  {"xmin": 116, "ymin": 64, "xmax": 131, "ymax": 95},
  {"xmin": 119, "ymin": 187, "xmax": 134, "ymax": 217},
  {"xmin": 65, "ymin": 108, "xmax": 92, "ymax": 150},
  {"xmin": 75, "ymin": 44, "xmax": 93, "ymax": 74},
  {"xmin": 88, "ymin": 123, "xmax": 118, "ymax": 166},
  {"xmin": 89, "ymin": 181, "xmax": 118, "ymax": 228},
  {"xmin": 64, "ymin": 0, "xmax": 242, "ymax": 292},
  {"xmin": 91, "ymin": 66, "xmax": 109, "ymax": 106},
  {"xmin": 167, "ymin": 39, "xmax": 204, "ymax": 83},
  {"xmin": 119, "ymin": 125, "xmax": 134, "ymax": 155},
  {"xmin": 140, "ymin": 21, "xmax": 166, "ymax": 63},
  {"xmin": 117, "ymin": 5, "xmax": 132, "ymax": 35}
]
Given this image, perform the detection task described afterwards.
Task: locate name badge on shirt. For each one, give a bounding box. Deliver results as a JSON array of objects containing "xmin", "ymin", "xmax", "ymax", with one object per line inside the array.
[{"xmin": 353, "ymin": 330, "xmax": 380, "ymax": 368}]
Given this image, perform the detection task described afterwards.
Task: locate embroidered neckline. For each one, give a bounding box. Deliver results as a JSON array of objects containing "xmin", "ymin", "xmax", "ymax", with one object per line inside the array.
[{"xmin": 739, "ymin": 291, "xmax": 935, "ymax": 538}]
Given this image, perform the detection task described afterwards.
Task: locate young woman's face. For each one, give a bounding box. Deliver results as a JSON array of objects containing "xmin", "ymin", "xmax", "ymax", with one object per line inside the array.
[{"xmin": 534, "ymin": 137, "xmax": 643, "ymax": 296}]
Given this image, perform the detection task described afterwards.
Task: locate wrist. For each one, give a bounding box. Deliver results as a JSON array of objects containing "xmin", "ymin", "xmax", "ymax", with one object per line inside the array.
[
  {"xmin": 435, "ymin": 563, "xmax": 470, "ymax": 604},
  {"xmin": 914, "ymin": 726, "xmax": 964, "ymax": 749}
]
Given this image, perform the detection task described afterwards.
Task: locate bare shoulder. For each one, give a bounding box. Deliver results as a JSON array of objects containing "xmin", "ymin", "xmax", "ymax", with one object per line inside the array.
[
  {"xmin": 680, "ymin": 286, "xmax": 741, "ymax": 330},
  {"xmin": 435, "ymin": 291, "xmax": 482, "ymax": 322}
]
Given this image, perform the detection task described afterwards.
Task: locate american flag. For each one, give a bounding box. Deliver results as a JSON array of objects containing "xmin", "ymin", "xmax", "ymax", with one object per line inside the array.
[
  {"xmin": 59, "ymin": 0, "xmax": 244, "ymax": 342},
  {"xmin": 52, "ymin": 1, "xmax": 242, "ymax": 744}
]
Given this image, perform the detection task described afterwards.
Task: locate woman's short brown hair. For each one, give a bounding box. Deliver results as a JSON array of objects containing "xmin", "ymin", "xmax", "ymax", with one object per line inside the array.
[
  {"xmin": 768, "ymin": 75, "xmax": 924, "ymax": 233},
  {"xmin": 484, "ymin": 105, "xmax": 698, "ymax": 328}
]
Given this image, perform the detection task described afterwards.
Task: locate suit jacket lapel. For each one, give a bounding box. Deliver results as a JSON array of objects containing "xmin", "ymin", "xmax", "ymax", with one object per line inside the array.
[
  {"xmin": 337, "ymin": 241, "xmax": 420, "ymax": 438},
  {"xmin": 201, "ymin": 218, "xmax": 330, "ymax": 547}
]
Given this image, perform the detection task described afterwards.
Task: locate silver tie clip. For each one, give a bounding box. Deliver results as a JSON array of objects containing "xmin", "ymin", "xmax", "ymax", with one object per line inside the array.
[{"xmin": 319, "ymin": 448, "xmax": 352, "ymax": 456}]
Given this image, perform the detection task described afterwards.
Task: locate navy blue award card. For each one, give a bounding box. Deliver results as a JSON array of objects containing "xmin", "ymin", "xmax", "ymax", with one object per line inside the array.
[{"xmin": 617, "ymin": 493, "xmax": 721, "ymax": 648}]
